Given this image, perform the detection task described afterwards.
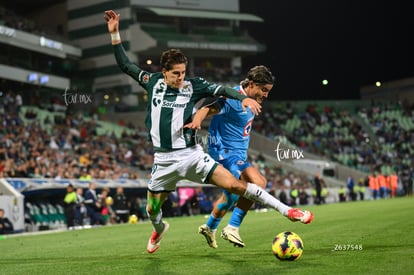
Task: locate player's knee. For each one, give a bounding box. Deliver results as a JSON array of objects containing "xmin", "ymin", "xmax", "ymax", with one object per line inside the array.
[
  {"xmin": 255, "ymin": 176, "xmax": 267, "ymax": 189},
  {"xmin": 229, "ymin": 179, "xmax": 247, "ymax": 195},
  {"xmin": 242, "ymin": 172, "xmax": 267, "ymax": 189}
]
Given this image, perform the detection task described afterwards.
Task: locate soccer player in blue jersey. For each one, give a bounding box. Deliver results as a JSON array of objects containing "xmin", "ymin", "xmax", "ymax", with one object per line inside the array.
[
  {"xmin": 105, "ymin": 10, "xmax": 312, "ymax": 254},
  {"xmin": 190, "ymin": 66, "xmax": 313, "ymax": 248}
]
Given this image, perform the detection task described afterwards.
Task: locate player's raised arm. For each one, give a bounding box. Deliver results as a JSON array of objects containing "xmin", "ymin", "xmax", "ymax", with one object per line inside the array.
[
  {"xmin": 105, "ymin": 10, "xmax": 142, "ymax": 81},
  {"xmin": 104, "ymin": 10, "xmax": 121, "ymax": 45}
]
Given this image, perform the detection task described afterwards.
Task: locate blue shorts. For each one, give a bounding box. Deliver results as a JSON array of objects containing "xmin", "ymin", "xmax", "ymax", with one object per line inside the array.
[
  {"xmin": 217, "ymin": 154, "xmax": 252, "ymax": 209},
  {"xmin": 218, "ymin": 154, "xmax": 251, "ymax": 180}
]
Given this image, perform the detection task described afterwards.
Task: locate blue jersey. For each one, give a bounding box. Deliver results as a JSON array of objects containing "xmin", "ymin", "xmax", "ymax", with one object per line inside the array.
[{"xmin": 207, "ymin": 86, "xmax": 254, "ymax": 162}]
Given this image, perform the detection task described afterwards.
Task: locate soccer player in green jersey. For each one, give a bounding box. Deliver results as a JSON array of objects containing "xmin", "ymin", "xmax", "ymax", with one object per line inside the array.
[{"xmin": 104, "ymin": 10, "xmax": 313, "ymax": 254}]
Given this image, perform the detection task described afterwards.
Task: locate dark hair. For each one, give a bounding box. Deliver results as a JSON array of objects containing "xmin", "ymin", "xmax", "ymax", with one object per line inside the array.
[
  {"xmin": 160, "ymin": 49, "xmax": 188, "ymax": 71},
  {"xmin": 247, "ymin": 65, "xmax": 275, "ymax": 85}
]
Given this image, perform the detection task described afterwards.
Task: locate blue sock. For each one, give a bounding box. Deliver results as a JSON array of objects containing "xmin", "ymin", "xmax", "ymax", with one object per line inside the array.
[
  {"xmin": 206, "ymin": 215, "xmax": 222, "ymax": 230},
  {"xmin": 228, "ymin": 207, "xmax": 247, "ymax": 228}
]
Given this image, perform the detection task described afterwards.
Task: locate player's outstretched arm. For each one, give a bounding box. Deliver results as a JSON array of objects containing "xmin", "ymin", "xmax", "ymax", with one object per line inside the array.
[
  {"xmin": 105, "ymin": 10, "xmax": 142, "ymax": 81},
  {"xmin": 104, "ymin": 10, "xmax": 121, "ymax": 45}
]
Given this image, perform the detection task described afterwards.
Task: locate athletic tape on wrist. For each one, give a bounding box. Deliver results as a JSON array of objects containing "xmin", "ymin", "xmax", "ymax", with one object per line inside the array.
[{"xmin": 111, "ymin": 32, "xmax": 120, "ymax": 41}]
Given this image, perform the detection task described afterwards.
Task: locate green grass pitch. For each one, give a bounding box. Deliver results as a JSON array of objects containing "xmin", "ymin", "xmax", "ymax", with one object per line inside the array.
[{"xmin": 1, "ymin": 197, "xmax": 413, "ymax": 275}]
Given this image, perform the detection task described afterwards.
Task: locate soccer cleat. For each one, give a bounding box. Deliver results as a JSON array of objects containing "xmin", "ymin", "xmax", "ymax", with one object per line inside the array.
[
  {"xmin": 220, "ymin": 226, "xmax": 245, "ymax": 248},
  {"xmin": 287, "ymin": 208, "xmax": 314, "ymax": 224},
  {"xmin": 147, "ymin": 221, "xmax": 170, "ymax": 253},
  {"xmin": 198, "ymin": 224, "xmax": 218, "ymax": 249}
]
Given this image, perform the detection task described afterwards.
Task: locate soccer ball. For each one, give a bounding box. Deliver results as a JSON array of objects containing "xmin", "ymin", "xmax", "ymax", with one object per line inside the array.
[
  {"xmin": 105, "ymin": 196, "xmax": 113, "ymax": 205},
  {"xmin": 128, "ymin": 214, "xmax": 138, "ymax": 224},
  {"xmin": 272, "ymin": 231, "xmax": 304, "ymax": 261}
]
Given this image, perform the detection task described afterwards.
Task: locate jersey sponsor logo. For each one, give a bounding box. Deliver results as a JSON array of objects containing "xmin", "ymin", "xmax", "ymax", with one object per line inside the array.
[
  {"xmin": 162, "ymin": 100, "xmax": 187, "ymax": 108},
  {"xmin": 243, "ymin": 120, "xmax": 253, "ymax": 136}
]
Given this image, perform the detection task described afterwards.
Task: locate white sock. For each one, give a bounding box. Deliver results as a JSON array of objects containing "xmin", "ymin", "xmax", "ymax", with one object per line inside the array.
[
  {"xmin": 148, "ymin": 210, "xmax": 164, "ymax": 233},
  {"xmin": 243, "ymin": 182, "xmax": 291, "ymax": 216}
]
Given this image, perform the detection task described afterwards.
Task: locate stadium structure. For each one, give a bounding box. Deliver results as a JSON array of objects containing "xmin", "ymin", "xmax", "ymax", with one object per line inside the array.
[{"xmin": 66, "ymin": 0, "xmax": 265, "ymax": 110}]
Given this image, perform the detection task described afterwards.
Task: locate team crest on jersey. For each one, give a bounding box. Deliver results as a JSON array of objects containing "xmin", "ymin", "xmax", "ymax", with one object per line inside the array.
[
  {"xmin": 243, "ymin": 120, "xmax": 253, "ymax": 136},
  {"xmin": 142, "ymin": 73, "xmax": 150, "ymax": 83},
  {"xmin": 152, "ymin": 98, "xmax": 161, "ymax": 107}
]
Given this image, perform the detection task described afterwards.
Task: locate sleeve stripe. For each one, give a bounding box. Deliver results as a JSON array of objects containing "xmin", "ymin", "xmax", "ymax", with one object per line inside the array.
[{"xmin": 212, "ymin": 85, "xmax": 222, "ymax": 95}]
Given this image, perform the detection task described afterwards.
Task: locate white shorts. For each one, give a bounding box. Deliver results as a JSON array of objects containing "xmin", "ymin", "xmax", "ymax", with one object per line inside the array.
[{"xmin": 148, "ymin": 144, "xmax": 218, "ymax": 192}]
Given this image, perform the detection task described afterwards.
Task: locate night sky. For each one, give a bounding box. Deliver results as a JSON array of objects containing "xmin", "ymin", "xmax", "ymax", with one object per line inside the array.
[{"xmin": 240, "ymin": 0, "xmax": 414, "ymax": 100}]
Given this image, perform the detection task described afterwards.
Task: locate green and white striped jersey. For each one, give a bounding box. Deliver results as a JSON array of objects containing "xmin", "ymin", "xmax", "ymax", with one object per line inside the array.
[
  {"xmin": 141, "ymin": 71, "xmax": 222, "ymax": 150},
  {"xmin": 113, "ymin": 44, "xmax": 247, "ymax": 151}
]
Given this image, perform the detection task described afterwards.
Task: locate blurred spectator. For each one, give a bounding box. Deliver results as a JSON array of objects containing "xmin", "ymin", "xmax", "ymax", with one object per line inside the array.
[
  {"xmin": 163, "ymin": 191, "xmax": 181, "ymax": 217},
  {"xmin": 298, "ymin": 187, "xmax": 309, "ymax": 205},
  {"xmin": 113, "ymin": 186, "xmax": 129, "ymax": 223},
  {"xmin": 320, "ymin": 186, "xmax": 328, "ymax": 204},
  {"xmin": 79, "ymin": 168, "xmax": 92, "ymax": 181},
  {"xmin": 196, "ymin": 187, "xmax": 213, "ymax": 214},
  {"xmin": 389, "ymin": 172, "xmax": 398, "ymax": 198},
  {"xmin": 98, "ymin": 187, "xmax": 115, "ymax": 225},
  {"xmin": 278, "ymin": 186, "xmax": 289, "ymax": 205},
  {"xmin": 347, "ymin": 176, "xmax": 357, "ymax": 201},
  {"xmin": 83, "ymin": 182, "xmax": 104, "ymax": 225},
  {"xmin": 289, "ymin": 186, "xmax": 298, "ymax": 206},
  {"xmin": 338, "ymin": 185, "xmax": 347, "ymax": 202},
  {"xmin": 15, "ymin": 92, "xmax": 23, "ymax": 113},
  {"xmin": 356, "ymin": 181, "xmax": 365, "ymax": 201},
  {"xmin": 75, "ymin": 187, "xmax": 86, "ymax": 226},
  {"xmin": 63, "ymin": 184, "xmax": 77, "ymax": 228},
  {"xmin": 313, "ymin": 174, "xmax": 322, "ymax": 205},
  {"xmin": 369, "ymin": 173, "xmax": 379, "ymax": 200},
  {"xmin": 0, "ymin": 208, "xmax": 14, "ymax": 235},
  {"xmin": 130, "ymin": 196, "xmax": 148, "ymax": 221}
]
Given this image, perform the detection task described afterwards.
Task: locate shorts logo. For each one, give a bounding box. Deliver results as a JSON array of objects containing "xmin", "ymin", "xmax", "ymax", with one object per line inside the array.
[{"xmin": 237, "ymin": 160, "xmax": 245, "ymax": 165}]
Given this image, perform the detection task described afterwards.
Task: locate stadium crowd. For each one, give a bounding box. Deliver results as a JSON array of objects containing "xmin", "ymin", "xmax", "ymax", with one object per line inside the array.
[
  {"xmin": 254, "ymin": 100, "xmax": 414, "ymax": 197},
  {"xmin": 0, "ymin": 89, "xmax": 154, "ymax": 180}
]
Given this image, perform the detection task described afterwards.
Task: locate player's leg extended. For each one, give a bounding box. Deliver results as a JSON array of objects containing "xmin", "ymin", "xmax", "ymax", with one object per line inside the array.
[
  {"xmin": 209, "ymin": 165, "xmax": 313, "ymax": 224},
  {"xmin": 147, "ymin": 191, "xmax": 170, "ymax": 253}
]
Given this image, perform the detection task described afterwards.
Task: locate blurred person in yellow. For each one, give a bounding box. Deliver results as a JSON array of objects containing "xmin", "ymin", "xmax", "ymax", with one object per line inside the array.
[{"xmin": 63, "ymin": 184, "xmax": 77, "ymax": 228}]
